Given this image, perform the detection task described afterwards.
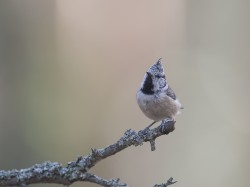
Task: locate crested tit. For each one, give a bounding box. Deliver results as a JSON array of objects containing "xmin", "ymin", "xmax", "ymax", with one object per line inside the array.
[{"xmin": 136, "ymin": 58, "xmax": 183, "ymax": 128}]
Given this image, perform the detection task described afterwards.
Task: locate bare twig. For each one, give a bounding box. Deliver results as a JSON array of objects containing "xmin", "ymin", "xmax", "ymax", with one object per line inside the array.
[
  {"xmin": 84, "ymin": 173, "xmax": 128, "ymax": 187},
  {"xmin": 0, "ymin": 120, "xmax": 176, "ymax": 186},
  {"xmin": 153, "ymin": 177, "xmax": 177, "ymax": 187}
]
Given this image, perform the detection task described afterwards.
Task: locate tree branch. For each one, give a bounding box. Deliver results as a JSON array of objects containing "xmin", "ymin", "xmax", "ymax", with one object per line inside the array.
[
  {"xmin": 153, "ymin": 177, "xmax": 177, "ymax": 187},
  {"xmin": 0, "ymin": 120, "xmax": 176, "ymax": 186}
]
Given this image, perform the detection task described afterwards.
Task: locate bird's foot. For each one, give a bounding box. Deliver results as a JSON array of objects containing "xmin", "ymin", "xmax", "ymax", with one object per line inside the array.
[{"xmin": 160, "ymin": 119, "xmax": 176, "ymax": 133}]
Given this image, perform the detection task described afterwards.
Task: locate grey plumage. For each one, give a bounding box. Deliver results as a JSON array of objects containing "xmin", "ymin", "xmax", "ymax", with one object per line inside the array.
[{"xmin": 165, "ymin": 86, "xmax": 176, "ymax": 100}]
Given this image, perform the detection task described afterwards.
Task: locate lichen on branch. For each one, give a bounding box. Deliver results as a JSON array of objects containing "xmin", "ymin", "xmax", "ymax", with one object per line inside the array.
[{"xmin": 0, "ymin": 120, "xmax": 176, "ymax": 187}]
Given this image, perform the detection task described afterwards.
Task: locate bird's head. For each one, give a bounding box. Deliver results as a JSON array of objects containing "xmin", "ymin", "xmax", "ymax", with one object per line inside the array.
[{"xmin": 140, "ymin": 58, "xmax": 168, "ymax": 95}]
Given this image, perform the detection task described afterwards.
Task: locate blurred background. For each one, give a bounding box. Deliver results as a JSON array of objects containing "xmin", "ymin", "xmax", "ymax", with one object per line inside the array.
[{"xmin": 0, "ymin": 0, "xmax": 249, "ymax": 187}]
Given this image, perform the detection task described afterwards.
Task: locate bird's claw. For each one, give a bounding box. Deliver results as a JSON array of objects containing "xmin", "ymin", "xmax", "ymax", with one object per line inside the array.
[{"xmin": 160, "ymin": 119, "xmax": 176, "ymax": 133}]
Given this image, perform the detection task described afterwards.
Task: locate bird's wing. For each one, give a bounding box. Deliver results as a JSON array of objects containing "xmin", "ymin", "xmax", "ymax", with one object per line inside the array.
[{"xmin": 165, "ymin": 86, "xmax": 176, "ymax": 100}]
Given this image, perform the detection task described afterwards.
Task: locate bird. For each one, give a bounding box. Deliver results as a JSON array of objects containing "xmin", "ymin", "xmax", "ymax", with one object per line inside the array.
[{"xmin": 136, "ymin": 58, "xmax": 183, "ymax": 128}]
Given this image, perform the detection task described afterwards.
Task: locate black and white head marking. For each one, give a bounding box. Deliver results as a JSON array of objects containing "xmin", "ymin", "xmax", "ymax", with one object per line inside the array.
[
  {"xmin": 140, "ymin": 72, "xmax": 154, "ymax": 95},
  {"xmin": 140, "ymin": 58, "xmax": 168, "ymax": 94}
]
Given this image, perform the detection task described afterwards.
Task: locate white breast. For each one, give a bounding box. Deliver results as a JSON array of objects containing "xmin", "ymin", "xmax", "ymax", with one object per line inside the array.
[{"xmin": 136, "ymin": 90, "xmax": 182, "ymax": 121}]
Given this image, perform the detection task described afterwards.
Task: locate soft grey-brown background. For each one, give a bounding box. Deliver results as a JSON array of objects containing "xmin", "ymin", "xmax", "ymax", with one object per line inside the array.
[{"xmin": 0, "ymin": 1, "xmax": 249, "ymax": 187}]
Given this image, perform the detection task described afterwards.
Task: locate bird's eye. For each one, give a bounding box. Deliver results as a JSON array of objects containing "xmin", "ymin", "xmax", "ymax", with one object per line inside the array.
[{"xmin": 155, "ymin": 75, "xmax": 165, "ymax": 79}]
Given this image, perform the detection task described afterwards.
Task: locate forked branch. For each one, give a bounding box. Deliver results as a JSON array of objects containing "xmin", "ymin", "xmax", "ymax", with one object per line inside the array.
[{"xmin": 0, "ymin": 120, "xmax": 176, "ymax": 187}]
